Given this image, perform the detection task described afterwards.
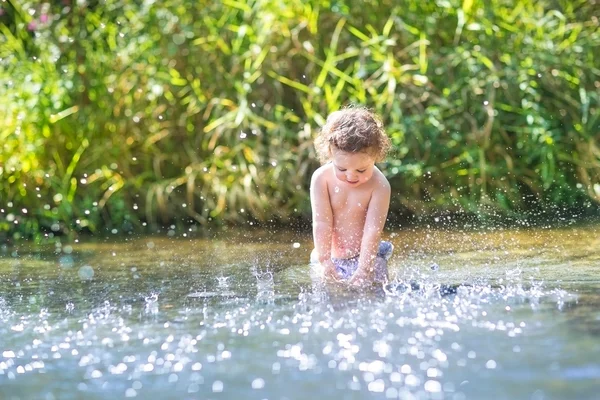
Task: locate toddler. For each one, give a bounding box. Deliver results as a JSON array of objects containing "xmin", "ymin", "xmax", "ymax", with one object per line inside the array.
[{"xmin": 310, "ymin": 106, "xmax": 393, "ymax": 286}]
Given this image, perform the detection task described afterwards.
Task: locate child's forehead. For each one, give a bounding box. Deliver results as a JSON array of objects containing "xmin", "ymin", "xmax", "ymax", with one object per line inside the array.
[{"xmin": 331, "ymin": 149, "xmax": 375, "ymax": 165}]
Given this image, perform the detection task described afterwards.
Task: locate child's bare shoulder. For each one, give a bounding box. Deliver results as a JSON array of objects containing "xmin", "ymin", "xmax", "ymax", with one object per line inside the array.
[
  {"xmin": 371, "ymin": 167, "xmax": 391, "ymax": 191},
  {"xmin": 310, "ymin": 163, "xmax": 333, "ymax": 184}
]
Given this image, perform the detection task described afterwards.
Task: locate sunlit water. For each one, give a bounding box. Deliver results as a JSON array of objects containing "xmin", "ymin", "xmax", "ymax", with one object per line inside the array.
[{"xmin": 1, "ymin": 224, "xmax": 599, "ymax": 400}]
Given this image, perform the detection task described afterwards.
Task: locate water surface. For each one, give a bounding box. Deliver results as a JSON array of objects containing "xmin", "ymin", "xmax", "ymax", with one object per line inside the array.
[{"xmin": 1, "ymin": 224, "xmax": 599, "ymax": 399}]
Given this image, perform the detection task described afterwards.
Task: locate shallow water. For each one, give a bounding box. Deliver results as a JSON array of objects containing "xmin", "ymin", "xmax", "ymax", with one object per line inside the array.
[{"xmin": 1, "ymin": 224, "xmax": 599, "ymax": 400}]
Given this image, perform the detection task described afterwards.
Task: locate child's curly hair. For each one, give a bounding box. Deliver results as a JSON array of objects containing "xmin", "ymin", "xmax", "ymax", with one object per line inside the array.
[{"xmin": 314, "ymin": 106, "xmax": 391, "ymax": 163}]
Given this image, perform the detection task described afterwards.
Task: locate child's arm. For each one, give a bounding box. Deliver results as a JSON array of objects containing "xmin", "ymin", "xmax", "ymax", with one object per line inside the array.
[
  {"xmin": 310, "ymin": 169, "xmax": 338, "ymax": 280},
  {"xmin": 350, "ymin": 178, "xmax": 391, "ymax": 286}
]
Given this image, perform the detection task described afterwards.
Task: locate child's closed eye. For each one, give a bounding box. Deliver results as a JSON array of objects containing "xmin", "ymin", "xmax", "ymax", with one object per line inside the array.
[{"xmin": 357, "ymin": 169, "xmax": 366, "ymax": 173}]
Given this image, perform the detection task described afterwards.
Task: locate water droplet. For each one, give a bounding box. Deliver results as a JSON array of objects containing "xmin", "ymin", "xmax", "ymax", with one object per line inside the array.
[
  {"xmin": 3, "ymin": 350, "xmax": 16, "ymax": 358},
  {"xmin": 212, "ymin": 380, "xmax": 224, "ymax": 392},
  {"xmin": 216, "ymin": 276, "xmax": 229, "ymax": 288},
  {"xmin": 334, "ymin": 186, "xmax": 340, "ymax": 193},
  {"xmin": 424, "ymin": 380, "xmax": 442, "ymax": 393},
  {"xmin": 59, "ymin": 255, "xmax": 74, "ymax": 269},
  {"xmin": 78, "ymin": 265, "xmax": 94, "ymax": 280},
  {"xmin": 251, "ymin": 378, "xmax": 265, "ymax": 389}
]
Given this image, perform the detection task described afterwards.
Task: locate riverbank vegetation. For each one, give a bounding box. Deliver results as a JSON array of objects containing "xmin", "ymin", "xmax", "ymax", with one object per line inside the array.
[{"xmin": 1, "ymin": 0, "xmax": 599, "ymax": 240}]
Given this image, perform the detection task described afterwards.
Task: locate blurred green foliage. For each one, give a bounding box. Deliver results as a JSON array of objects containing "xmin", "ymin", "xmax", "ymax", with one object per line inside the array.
[{"xmin": 1, "ymin": 0, "xmax": 599, "ymax": 240}]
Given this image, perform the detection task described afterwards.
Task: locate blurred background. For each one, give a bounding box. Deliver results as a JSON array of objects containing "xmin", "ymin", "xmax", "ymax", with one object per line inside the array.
[{"xmin": 1, "ymin": 0, "xmax": 599, "ymax": 241}]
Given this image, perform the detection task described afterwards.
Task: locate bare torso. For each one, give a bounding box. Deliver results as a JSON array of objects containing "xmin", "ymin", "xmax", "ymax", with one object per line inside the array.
[{"xmin": 320, "ymin": 163, "xmax": 386, "ymax": 259}]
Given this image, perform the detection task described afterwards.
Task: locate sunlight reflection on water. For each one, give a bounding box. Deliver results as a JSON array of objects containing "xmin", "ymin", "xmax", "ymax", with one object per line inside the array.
[{"xmin": 0, "ymin": 225, "xmax": 599, "ymax": 399}]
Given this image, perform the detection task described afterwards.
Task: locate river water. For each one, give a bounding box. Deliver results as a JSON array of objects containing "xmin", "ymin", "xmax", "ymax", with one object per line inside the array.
[{"xmin": 1, "ymin": 223, "xmax": 599, "ymax": 399}]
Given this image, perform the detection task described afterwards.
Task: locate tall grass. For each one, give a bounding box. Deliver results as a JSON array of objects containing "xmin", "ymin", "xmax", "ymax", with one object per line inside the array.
[{"xmin": 1, "ymin": 0, "xmax": 599, "ymax": 240}]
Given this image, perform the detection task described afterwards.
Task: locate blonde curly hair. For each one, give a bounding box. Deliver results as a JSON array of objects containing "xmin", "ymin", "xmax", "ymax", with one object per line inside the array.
[{"xmin": 314, "ymin": 106, "xmax": 391, "ymax": 164}]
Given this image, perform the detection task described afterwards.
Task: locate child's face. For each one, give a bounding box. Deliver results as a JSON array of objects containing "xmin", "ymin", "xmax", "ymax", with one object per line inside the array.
[{"xmin": 331, "ymin": 147, "xmax": 376, "ymax": 187}]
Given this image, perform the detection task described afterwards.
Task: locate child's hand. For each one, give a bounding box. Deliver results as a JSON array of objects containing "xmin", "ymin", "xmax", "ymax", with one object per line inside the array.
[
  {"xmin": 322, "ymin": 261, "xmax": 341, "ymax": 282},
  {"xmin": 348, "ymin": 269, "xmax": 375, "ymax": 288}
]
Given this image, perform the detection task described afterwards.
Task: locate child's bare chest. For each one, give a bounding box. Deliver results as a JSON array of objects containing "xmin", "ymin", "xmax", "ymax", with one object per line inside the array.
[{"xmin": 328, "ymin": 184, "xmax": 372, "ymax": 217}]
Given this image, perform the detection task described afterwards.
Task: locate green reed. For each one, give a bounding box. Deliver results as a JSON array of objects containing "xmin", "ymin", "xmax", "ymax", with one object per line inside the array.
[{"xmin": 0, "ymin": 0, "xmax": 598, "ymax": 240}]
